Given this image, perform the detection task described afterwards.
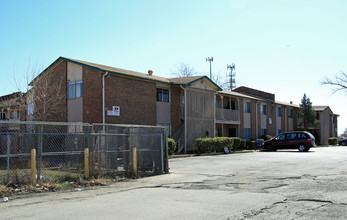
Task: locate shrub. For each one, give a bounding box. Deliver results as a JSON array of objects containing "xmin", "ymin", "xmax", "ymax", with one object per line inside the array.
[
  {"xmin": 231, "ymin": 137, "xmax": 241, "ymax": 149},
  {"xmin": 168, "ymin": 138, "xmax": 177, "ymax": 155},
  {"xmin": 246, "ymin": 140, "xmax": 256, "ymax": 150},
  {"xmin": 239, "ymin": 139, "xmax": 247, "ymax": 150},
  {"xmin": 260, "ymin": 135, "xmax": 272, "ymax": 141},
  {"xmin": 328, "ymin": 137, "xmax": 338, "ymax": 145},
  {"xmin": 194, "ymin": 137, "xmax": 234, "ymax": 154}
]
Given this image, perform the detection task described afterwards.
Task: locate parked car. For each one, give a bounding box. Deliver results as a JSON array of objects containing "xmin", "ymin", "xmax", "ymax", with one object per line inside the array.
[
  {"xmin": 262, "ymin": 131, "xmax": 316, "ymax": 152},
  {"xmin": 339, "ymin": 139, "xmax": 347, "ymax": 146}
]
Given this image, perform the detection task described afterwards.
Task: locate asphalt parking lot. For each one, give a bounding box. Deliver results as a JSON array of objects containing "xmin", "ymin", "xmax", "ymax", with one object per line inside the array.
[{"xmin": 1, "ymin": 146, "xmax": 347, "ymax": 219}]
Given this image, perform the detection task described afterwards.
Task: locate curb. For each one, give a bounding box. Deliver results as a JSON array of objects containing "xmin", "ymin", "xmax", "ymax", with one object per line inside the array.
[{"xmin": 169, "ymin": 150, "xmax": 259, "ymax": 159}]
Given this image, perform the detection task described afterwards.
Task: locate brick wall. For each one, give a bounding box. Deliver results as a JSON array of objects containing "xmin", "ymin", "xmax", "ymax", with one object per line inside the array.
[
  {"xmin": 83, "ymin": 67, "xmax": 103, "ymax": 123},
  {"xmin": 104, "ymin": 75, "xmax": 157, "ymax": 125}
]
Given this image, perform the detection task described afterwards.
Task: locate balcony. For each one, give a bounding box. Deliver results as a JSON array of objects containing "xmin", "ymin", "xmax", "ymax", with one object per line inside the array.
[{"xmin": 215, "ymin": 108, "xmax": 240, "ymax": 124}]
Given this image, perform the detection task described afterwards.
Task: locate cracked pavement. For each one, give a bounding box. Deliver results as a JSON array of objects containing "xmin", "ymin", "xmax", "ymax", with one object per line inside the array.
[{"xmin": 1, "ymin": 147, "xmax": 347, "ymax": 219}]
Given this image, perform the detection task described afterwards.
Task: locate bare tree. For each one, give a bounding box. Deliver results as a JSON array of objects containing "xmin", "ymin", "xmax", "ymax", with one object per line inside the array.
[
  {"xmin": 212, "ymin": 72, "xmax": 229, "ymax": 90},
  {"xmin": 171, "ymin": 63, "xmax": 197, "ymax": 77},
  {"xmin": 322, "ymin": 71, "xmax": 347, "ymax": 94},
  {"xmin": 341, "ymin": 128, "xmax": 347, "ymax": 138},
  {"xmin": 12, "ymin": 59, "xmax": 66, "ymax": 121},
  {"xmin": 28, "ymin": 70, "xmax": 66, "ymax": 121}
]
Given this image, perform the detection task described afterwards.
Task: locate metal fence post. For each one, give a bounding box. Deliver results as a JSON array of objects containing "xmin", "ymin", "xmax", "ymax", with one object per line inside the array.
[
  {"xmin": 160, "ymin": 132, "xmax": 164, "ymax": 173},
  {"xmin": 165, "ymin": 129, "xmax": 169, "ymax": 174},
  {"xmin": 6, "ymin": 134, "xmax": 11, "ymax": 184},
  {"xmin": 97, "ymin": 135, "xmax": 101, "ymax": 174}
]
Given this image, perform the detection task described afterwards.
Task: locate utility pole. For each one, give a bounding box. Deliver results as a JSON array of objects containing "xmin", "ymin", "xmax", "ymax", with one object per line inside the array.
[
  {"xmin": 206, "ymin": 57, "xmax": 213, "ymax": 79},
  {"xmin": 226, "ymin": 63, "xmax": 236, "ymax": 90}
]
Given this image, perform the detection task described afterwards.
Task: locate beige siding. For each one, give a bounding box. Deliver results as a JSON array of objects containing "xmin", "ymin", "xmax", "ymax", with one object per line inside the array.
[
  {"xmin": 288, "ymin": 118, "xmax": 293, "ymax": 131},
  {"xmin": 67, "ymin": 62, "xmax": 83, "ymax": 122},
  {"xmin": 244, "ymin": 113, "xmax": 251, "ymax": 128},
  {"xmin": 191, "ymin": 79, "xmax": 215, "ymax": 91},
  {"xmin": 157, "ymin": 102, "xmax": 171, "ymax": 124},
  {"xmin": 320, "ymin": 111, "xmax": 330, "ymax": 145},
  {"xmin": 261, "ymin": 115, "xmax": 267, "ymax": 129},
  {"xmin": 276, "ymin": 116, "xmax": 281, "ymax": 131},
  {"xmin": 67, "ymin": 98, "xmax": 83, "ymax": 122},
  {"xmin": 186, "ymin": 87, "xmax": 215, "ymax": 151},
  {"xmin": 67, "ymin": 62, "xmax": 82, "ymax": 81}
]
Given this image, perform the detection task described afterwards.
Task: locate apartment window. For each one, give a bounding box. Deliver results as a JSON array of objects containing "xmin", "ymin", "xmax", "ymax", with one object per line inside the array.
[
  {"xmin": 244, "ymin": 101, "xmax": 251, "ymax": 113},
  {"xmin": 276, "ymin": 107, "xmax": 282, "ymax": 117},
  {"xmin": 27, "ymin": 103, "xmax": 34, "ymax": 115},
  {"xmin": 0, "ymin": 112, "xmax": 5, "ymax": 120},
  {"xmin": 260, "ymin": 104, "xmax": 267, "ymax": 115},
  {"xmin": 288, "ymin": 109, "xmax": 293, "ymax": 118},
  {"xmin": 156, "ymin": 88, "xmax": 169, "ymax": 103},
  {"xmin": 68, "ymin": 81, "xmax": 83, "ymax": 99},
  {"xmin": 260, "ymin": 129, "xmax": 267, "ymax": 137},
  {"xmin": 244, "ymin": 128, "xmax": 251, "ymax": 140},
  {"xmin": 276, "ymin": 129, "xmax": 282, "ymax": 135},
  {"xmin": 10, "ymin": 110, "xmax": 20, "ymax": 119},
  {"xmin": 215, "ymin": 99, "xmax": 222, "ymax": 108}
]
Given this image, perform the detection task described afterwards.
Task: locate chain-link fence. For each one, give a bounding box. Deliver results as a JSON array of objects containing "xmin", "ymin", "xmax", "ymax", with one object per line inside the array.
[{"xmin": 0, "ymin": 121, "xmax": 168, "ymax": 186}]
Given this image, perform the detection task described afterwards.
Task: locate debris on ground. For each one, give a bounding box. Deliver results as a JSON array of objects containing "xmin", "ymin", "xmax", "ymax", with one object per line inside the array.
[{"xmin": 0, "ymin": 176, "xmax": 128, "ymax": 198}]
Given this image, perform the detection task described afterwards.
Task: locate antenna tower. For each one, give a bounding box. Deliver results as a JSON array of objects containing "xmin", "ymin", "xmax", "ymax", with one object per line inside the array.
[{"xmin": 226, "ymin": 63, "xmax": 236, "ymax": 90}]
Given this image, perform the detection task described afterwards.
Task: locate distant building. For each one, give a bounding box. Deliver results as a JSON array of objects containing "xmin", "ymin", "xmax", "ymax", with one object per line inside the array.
[
  {"xmin": 0, "ymin": 92, "xmax": 24, "ymax": 122},
  {"xmin": 312, "ymin": 106, "xmax": 339, "ymax": 145}
]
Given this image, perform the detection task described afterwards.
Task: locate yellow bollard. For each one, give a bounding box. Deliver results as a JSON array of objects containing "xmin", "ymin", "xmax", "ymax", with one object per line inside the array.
[
  {"xmin": 31, "ymin": 149, "xmax": 36, "ymax": 185},
  {"xmin": 133, "ymin": 147, "xmax": 137, "ymax": 174},
  {"xmin": 84, "ymin": 148, "xmax": 89, "ymax": 179}
]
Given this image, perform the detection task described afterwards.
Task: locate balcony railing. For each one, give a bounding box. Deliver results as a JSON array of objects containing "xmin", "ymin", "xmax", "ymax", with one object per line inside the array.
[{"xmin": 215, "ymin": 108, "xmax": 239, "ymax": 121}]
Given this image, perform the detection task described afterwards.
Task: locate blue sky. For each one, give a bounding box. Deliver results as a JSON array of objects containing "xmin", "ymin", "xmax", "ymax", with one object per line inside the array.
[{"xmin": 1, "ymin": 0, "xmax": 346, "ymax": 134}]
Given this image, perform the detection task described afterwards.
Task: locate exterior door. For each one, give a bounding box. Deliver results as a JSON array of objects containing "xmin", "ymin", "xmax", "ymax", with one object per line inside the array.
[{"xmin": 229, "ymin": 128, "xmax": 236, "ymax": 137}]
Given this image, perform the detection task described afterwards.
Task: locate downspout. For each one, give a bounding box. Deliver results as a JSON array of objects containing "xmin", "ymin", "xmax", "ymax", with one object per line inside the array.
[
  {"xmin": 180, "ymin": 85, "xmax": 187, "ymax": 154},
  {"xmin": 102, "ymin": 71, "xmax": 109, "ymax": 125}
]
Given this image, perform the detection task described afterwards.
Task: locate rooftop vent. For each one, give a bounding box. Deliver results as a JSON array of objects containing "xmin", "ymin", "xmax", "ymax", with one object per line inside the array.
[{"xmin": 148, "ymin": 70, "xmax": 153, "ymax": 76}]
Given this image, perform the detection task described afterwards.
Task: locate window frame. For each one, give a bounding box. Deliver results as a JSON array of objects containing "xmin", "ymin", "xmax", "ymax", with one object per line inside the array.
[
  {"xmin": 288, "ymin": 108, "xmax": 293, "ymax": 118},
  {"xmin": 10, "ymin": 110, "xmax": 20, "ymax": 119},
  {"xmin": 156, "ymin": 88, "xmax": 170, "ymax": 103},
  {"xmin": 0, "ymin": 112, "xmax": 6, "ymax": 120},
  {"xmin": 260, "ymin": 104, "xmax": 267, "ymax": 115},
  {"xmin": 244, "ymin": 101, "xmax": 251, "ymax": 113},
  {"xmin": 68, "ymin": 81, "xmax": 83, "ymax": 100},
  {"xmin": 27, "ymin": 103, "xmax": 34, "ymax": 115},
  {"xmin": 244, "ymin": 128, "xmax": 251, "ymax": 140},
  {"xmin": 276, "ymin": 107, "xmax": 282, "ymax": 117}
]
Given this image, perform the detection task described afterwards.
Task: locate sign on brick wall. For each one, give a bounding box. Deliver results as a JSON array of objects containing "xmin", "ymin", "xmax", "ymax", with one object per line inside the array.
[{"xmin": 107, "ymin": 106, "xmax": 120, "ymax": 116}]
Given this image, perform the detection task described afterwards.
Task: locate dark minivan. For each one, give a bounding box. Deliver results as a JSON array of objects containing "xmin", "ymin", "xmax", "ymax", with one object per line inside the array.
[{"xmin": 263, "ymin": 131, "xmax": 316, "ymax": 152}]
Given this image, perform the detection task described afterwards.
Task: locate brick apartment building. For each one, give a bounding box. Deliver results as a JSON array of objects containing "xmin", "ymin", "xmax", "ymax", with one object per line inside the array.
[{"xmin": 1, "ymin": 57, "xmax": 338, "ymax": 150}]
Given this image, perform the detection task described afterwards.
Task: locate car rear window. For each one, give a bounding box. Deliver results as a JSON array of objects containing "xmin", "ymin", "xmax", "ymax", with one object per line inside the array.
[
  {"xmin": 297, "ymin": 133, "xmax": 307, "ymax": 139},
  {"xmin": 307, "ymin": 132, "xmax": 315, "ymax": 140}
]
